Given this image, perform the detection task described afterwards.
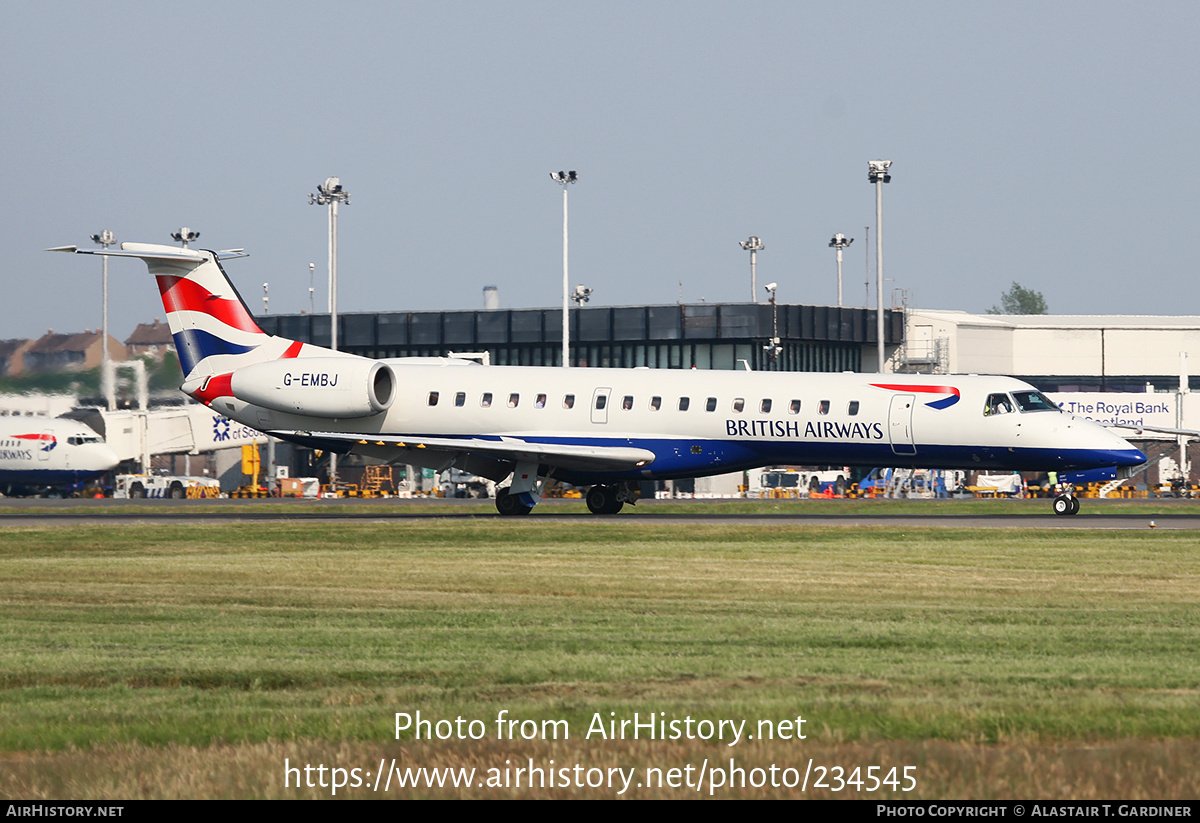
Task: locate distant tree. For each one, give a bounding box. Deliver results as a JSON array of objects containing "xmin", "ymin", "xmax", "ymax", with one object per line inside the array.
[{"xmin": 987, "ymin": 282, "xmax": 1048, "ymax": 315}]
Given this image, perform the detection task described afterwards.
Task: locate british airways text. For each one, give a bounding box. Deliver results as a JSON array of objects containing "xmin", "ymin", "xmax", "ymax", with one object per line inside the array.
[{"xmin": 726, "ymin": 420, "xmax": 884, "ymax": 440}]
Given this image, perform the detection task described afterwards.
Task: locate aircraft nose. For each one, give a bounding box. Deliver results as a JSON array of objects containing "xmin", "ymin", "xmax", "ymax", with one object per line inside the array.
[
  {"xmin": 96, "ymin": 445, "xmax": 121, "ymax": 472},
  {"xmin": 1104, "ymin": 428, "xmax": 1146, "ymax": 467},
  {"xmin": 1115, "ymin": 446, "xmax": 1147, "ymax": 467}
]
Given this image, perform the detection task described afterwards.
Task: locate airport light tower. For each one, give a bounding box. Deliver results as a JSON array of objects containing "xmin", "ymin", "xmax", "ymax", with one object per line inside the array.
[
  {"xmin": 309, "ymin": 176, "xmax": 350, "ymax": 488},
  {"xmin": 91, "ymin": 230, "xmax": 116, "ymax": 411},
  {"xmin": 868, "ymin": 160, "xmax": 891, "ymax": 371},
  {"xmin": 763, "ymin": 282, "xmax": 781, "ymax": 365},
  {"xmin": 829, "ymin": 233, "xmax": 853, "ymax": 308},
  {"xmin": 739, "ymin": 236, "xmax": 764, "ymax": 303},
  {"xmin": 550, "ymin": 170, "xmax": 577, "ymax": 367},
  {"xmin": 171, "ymin": 227, "xmax": 200, "ymax": 248}
]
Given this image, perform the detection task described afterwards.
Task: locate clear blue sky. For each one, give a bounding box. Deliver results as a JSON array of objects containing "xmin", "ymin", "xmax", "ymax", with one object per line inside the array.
[{"xmin": 5, "ymin": 1, "xmax": 1198, "ymax": 342}]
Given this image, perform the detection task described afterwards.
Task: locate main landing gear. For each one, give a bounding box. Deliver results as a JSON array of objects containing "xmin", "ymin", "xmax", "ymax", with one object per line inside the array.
[
  {"xmin": 585, "ymin": 482, "xmax": 640, "ymax": 515},
  {"xmin": 495, "ymin": 487, "xmax": 534, "ymax": 517}
]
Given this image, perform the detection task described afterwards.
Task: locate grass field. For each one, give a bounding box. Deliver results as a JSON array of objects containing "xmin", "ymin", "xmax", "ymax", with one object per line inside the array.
[{"xmin": 1, "ymin": 517, "xmax": 1197, "ymax": 798}]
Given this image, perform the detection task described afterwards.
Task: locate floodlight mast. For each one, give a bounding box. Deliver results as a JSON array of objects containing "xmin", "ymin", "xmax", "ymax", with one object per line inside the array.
[
  {"xmin": 829, "ymin": 233, "xmax": 853, "ymax": 308},
  {"xmin": 868, "ymin": 160, "xmax": 891, "ymax": 371},
  {"xmin": 550, "ymin": 171, "xmax": 578, "ymax": 367},
  {"xmin": 763, "ymin": 282, "xmax": 781, "ymax": 364},
  {"xmin": 171, "ymin": 227, "xmax": 200, "ymax": 248},
  {"xmin": 91, "ymin": 230, "xmax": 116, "ymax": 411},
  {"xmin": 739, "ymin": 236, "xmax": 764, "ymax": 302},
  {"xmin": 308, "ymin": 177, "xmax": 350, "ymax": 488}
]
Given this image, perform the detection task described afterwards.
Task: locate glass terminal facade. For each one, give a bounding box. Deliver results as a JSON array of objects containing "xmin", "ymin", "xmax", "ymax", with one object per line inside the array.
[{"xmin": 256, "ymin": 303, "xmax": 901, "ymax": 372}]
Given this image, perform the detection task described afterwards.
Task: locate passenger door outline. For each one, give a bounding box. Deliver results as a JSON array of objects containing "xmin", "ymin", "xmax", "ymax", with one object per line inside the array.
[{"xmin": 888, "ymin": 394, "xmax": 917, "ymax": 455}]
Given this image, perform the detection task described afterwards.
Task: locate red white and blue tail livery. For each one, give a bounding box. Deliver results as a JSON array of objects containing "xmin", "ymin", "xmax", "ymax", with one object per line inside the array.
[{"xmin": 51, "ymin": 241, "xmax": 1145, "ymax": 515}]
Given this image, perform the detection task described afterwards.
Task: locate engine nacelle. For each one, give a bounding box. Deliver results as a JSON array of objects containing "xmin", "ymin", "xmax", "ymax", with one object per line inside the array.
[{"xmin": 229, "ymin": 357, "xmax": 396, "ymax": 419}]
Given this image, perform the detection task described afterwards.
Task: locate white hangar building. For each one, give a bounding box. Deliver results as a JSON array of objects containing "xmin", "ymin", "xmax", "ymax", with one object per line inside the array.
[{"xmin": 898, "ymin": 310, "xmax": 1200, "ymax": 394}]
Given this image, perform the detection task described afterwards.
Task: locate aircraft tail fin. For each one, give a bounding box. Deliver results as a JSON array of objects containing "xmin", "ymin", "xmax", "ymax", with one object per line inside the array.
[{"xmin": 50, "ymin": 243, "xmax": 326, "ymax": 381}]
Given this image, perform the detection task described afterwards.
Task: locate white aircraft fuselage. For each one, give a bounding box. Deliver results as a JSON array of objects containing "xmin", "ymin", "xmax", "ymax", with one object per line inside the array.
[
  {"xmin": 50, "ymin": 242, "xmax": 1145, "ymax": 514},
  {"xmin": 0, "ymin": 417, "xmax": 119, "ymax": 495}
]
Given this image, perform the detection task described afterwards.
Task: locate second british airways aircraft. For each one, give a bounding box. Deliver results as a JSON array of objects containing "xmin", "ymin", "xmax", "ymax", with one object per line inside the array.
[{"xmin": 52, "ymin": 242, "xmax": 1145, "ymax": 515}]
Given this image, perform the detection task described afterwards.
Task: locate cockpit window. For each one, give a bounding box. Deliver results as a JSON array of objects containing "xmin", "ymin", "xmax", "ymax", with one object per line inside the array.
[
  {"xmin": 984, "ymin": 393, "xmax": 1015, "ymax": 416},
  {"xmin": 1012, "ymin": 390, "xmax": 1060, "ymax": 412}
]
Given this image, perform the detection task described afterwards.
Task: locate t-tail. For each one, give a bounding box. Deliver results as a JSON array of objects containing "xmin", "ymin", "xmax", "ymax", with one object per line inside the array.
[{"xmin": 49, "ymin": 243, "xmax": 354, "ymax": 409}]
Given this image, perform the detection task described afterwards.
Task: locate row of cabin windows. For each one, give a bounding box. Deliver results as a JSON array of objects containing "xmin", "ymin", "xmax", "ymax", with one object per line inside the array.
[{"xmin": 427, "ymin": 391, "xmax": 861, "ymax": 416}]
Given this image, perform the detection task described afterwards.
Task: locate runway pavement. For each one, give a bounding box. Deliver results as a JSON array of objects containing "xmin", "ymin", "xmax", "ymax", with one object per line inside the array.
[{"xmin": 2, "ymin": 496, "xmax": 1198, "ymax": 529}]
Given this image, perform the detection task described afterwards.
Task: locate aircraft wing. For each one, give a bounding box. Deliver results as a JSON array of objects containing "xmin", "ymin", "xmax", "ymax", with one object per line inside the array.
[
  {"xmin": 1111, "ymin": 423, "xmax": 1200, "ymax": 438},
  {"xmin": 271, "ymin": 430, "xmax": 656, "ymax": 473}
]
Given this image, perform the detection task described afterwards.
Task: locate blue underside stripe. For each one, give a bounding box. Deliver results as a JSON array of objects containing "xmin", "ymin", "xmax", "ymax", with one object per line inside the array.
[{"xmin": 393, "ymin": 434, "xmax": 1146, "ymax": 485}]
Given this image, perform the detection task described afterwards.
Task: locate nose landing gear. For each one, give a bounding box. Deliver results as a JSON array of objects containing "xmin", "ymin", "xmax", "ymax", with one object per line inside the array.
[{"xmin": 1052, "ymin": 483, "xmax": 1080, "ymax": 515}]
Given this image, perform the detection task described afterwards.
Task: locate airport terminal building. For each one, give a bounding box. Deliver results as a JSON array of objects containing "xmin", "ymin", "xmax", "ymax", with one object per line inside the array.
[
  {"xmin": 255, "ymin": 300, "xmax": 1200, "ymax": 394},
  {"xmin": 256, "ymin": 302, "xmax": 904, "ymax": 374}
]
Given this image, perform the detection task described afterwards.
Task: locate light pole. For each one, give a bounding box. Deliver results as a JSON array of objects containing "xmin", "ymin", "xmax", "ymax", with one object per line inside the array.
[
  {"xmin": 171, "ymin": 227, "xmax": 200, "ymax": 248},
  {"xmin": 868, "ymin": 161, "xmax": 891, "ymax": 371},
  {"xmin": 309, "ymin": 176, "xmax": 350, "ymax": 488},
  {"xmin": 91, "ymin": 230, "xmax": 116, "ymax": 411},
  {"xmin": 308, "ymin": 262, "xmax": 315, "ymax": 315},
  {"xmin": 309, "ymin": 177, "xmax": 350, "ymax": 347},
  {"xmin": 550, "ymin": 171, "xmax": 577, "ymax": 367},
  {"xmin": 829, "ymin": 233, "xmax": 853, "ymax": 307},
  {"xmin": 763, "ymin": 282, "xmax": 781, "ymax": 365},
  {"xmin": 740, "ymin": 236, "xmax": 764, "ymax": 302}
]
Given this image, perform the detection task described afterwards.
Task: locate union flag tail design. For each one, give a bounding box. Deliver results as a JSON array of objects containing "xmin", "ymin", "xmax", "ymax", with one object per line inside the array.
[{"xmin": 67, "ymin": 243, "xmax": 324, "ymax": 381}]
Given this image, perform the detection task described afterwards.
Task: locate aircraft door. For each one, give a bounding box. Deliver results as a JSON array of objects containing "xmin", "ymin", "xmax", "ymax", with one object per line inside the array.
[
  {"xmin": 39, "ymin": 430, "xmax": 52, "ymax": 462},
  {"xmin": 888, "ymin": 394, "xmax": 917, "ymax": 455},
  {"xmin": 591, "ymin": 388, "xmax": 611, "ymax": 424}
]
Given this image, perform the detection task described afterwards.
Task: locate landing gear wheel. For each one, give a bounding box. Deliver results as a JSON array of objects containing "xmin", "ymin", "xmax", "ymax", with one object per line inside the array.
[
  {"xmin": 495, "ymin": 488, "xmax": 532, "ymax": 516},
  {"xmin": 1053, "ymin": 495, "xmax": 1079, "ymax": 516},
  {"xmin": 586, "ymin": 485, "xmax": 624, "ymax": 515}
]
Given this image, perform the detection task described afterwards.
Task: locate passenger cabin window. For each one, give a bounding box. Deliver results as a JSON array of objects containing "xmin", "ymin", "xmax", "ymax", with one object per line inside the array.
[
  {"xmin": 428, "ymin": 391, "xmax": 439, "ymax": 406},
  {"xmin": 508, "ymin": 393, "xmax": 519, "ymax": 408},
  {"xmin": 481, "ymin": 392, "xmax": 493, "ymax": 408},
  {"xmin": 678, "ymin": 397, "xmax": 690, "ymax": 411},
  {"xmin": 563, "ymin": 394, "xmax": 575, "ymax": 409},
  {"xmin": 705, "ymin": 397, "xmax": 717, "ymax": 412},
  {"xmin": 818, "ymin": 400, "xmax": 830, "ymax": 415},
  {"xmin": 848, "ymin": 401, "xmax": 860, "ymax": 415},
  {"xmin": 732, "ymin": 398, "xmax": 745, "ymax": 413},
  {"xmin": 455, "ymin": 392, "xmax": 466, "ymax": 407},
  {"xmin": 650, "ymin": 396, "xmax": 662, "ymax": 411},
  {"xmin": 622, "ymin": 395, "xmax": 634, "ymax": 410},
  {"xmin": 535, "ymin": 394, "xmax": 547, "ymax": 409},
  {"xmin": 595, "ymin": 394, "xmax": 607, "ymax": 410},
  {"xmin": 789, "ymin": 399, "xmax": 801, "ymax": 414},
  {"xmin": 760, "ymin": 399, "xmax": 772, "ymax": 414},
  {"xmin": 984, "ymin": 393, "xmax": 1014, "ymax": 416}
]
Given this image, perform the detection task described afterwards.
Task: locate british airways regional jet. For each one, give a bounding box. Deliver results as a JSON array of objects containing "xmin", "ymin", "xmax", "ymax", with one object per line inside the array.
[{"xmin": 50, "ymin": 243, "xmax": 1145, "ymax": 515}]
